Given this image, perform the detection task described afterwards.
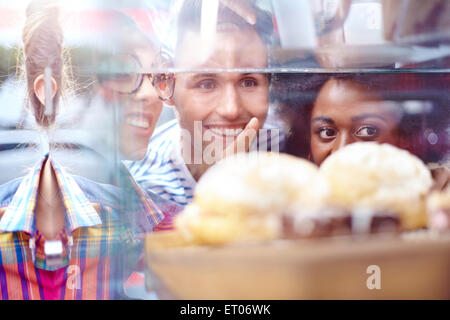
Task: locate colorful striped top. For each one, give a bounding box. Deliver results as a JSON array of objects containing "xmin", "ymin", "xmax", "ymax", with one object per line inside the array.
[{"xmin": 0, "ymin": 155, "xmax": 163, "ymax": 300}]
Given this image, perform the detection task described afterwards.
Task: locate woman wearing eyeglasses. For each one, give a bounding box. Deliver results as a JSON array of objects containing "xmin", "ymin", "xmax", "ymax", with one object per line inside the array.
[
  {"xmin": 0, "ymin": 1, "xmax": 176, "ymax": 300},
  {"xmin": 95, "ymin": 12, "xmax": 174, "ymax": 162}
]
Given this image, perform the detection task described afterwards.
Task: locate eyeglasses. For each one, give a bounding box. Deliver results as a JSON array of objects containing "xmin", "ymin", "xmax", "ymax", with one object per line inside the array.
[{"xmin": 97, "ymin": 51, "xmax": 175, "ymax": 101}]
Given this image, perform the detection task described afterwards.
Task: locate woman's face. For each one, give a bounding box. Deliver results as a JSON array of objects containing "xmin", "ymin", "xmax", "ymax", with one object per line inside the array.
[
  {"xmin": 118, "ymin": 45, "xmax": 163, "ymax": 160},
  {"xmin": 310, "ymin": 79, "xmax": 401, "ymax": 165}
]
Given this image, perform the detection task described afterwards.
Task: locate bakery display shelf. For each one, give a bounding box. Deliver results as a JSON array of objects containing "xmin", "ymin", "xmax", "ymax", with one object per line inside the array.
[{"xmin": 145, "ymin": 232, "xmax": 450, "ymax": 299}]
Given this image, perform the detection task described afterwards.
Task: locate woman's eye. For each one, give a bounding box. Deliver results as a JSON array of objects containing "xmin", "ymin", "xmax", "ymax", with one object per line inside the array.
[
  {"xmin": 197, "ymin": 80, "xmax": 216, "ymax": 90},
  {"xmin": 240, "ymin": 78, "xmax": 257, "ymax": 88},
  {"xmin": 355, "ymin": 126, "xmax": 379, "ymax": 138},
  {"xmin": 318, "ymin": 128, "xmax": 337, "ymax": 140}
]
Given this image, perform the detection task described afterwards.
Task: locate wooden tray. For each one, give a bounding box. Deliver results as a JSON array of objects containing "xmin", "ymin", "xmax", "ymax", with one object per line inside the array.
[{"xmin": 145, "ymin": 232, "xmax": 450, "ymax": 299}]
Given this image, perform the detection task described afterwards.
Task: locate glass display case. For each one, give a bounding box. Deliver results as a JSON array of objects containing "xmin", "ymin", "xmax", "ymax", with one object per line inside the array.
[{"xmin": 141, "ymin": 0, "xmax": 450, "ymax": 300}]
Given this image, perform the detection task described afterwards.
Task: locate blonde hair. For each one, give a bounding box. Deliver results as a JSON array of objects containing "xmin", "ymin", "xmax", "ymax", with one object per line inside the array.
[{"xmin": 17, "ymin": 0, "xmax": 73, "ymax": 128}]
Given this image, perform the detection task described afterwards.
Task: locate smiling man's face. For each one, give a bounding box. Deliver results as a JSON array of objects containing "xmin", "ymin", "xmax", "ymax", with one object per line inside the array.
[{"xmin": 169, "ymin": 25, "xmax": 269, "ymax": 163}]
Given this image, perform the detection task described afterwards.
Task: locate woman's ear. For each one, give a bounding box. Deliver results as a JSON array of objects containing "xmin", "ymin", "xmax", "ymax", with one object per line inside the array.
[
  {"xmin": 33, "ymin": 73, "xmax": 58, "ymax": 106},
  {"xmin": 155, "ymin": 75, "xmax": 176, "ymax": 106},
  {"xmin": 160, "ymin": 87, "xmax": 176, "ymax": 106}
]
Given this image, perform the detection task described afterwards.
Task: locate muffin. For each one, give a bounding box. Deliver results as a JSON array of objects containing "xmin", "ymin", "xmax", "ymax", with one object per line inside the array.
[
  {"xmin": 174, "ymin": 152, "xmax": 328, "ymax": 245},
  {"xmin": 319, "ymin": 142, "xmax": 433, "ymax": 230}
]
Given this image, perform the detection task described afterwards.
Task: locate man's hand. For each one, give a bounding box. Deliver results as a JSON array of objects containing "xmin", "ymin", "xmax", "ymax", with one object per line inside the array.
[
  {"xmin": 220, "ymin": 0, "xmax": 256, "ymax": 25},
  {"xmin": 225, "ymin": 117, "xmax": 259, "ymax": 156}
]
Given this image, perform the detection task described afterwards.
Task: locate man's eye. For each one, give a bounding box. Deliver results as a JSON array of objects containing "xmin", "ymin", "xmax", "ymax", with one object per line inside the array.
[
  {"xmin": 318, "ymin": 127, "xmax": 337, "ymax": 140},
  {"xmin": 355, "ymin": 126, "xmax": 379, "ymax": 138},
  {"xmin": 197, "ymin": 80, "xmax": 216, "ymax": 90},
  {"xmin": 240, "ymin": 78, "xmax": 257, "ymax": 88}
]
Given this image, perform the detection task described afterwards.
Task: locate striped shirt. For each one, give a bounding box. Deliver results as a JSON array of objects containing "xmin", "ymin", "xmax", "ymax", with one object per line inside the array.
[
  {"xmin": 127, "ymin": 117, "xmax": 286, "ymax": 207},
  {"xmin": 120, "ymin": 163, "xmax": 183, "ymax": 233},
  {"xmin": 0, "ymin": 155, "xmax": 162, "ymax": 300}
]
